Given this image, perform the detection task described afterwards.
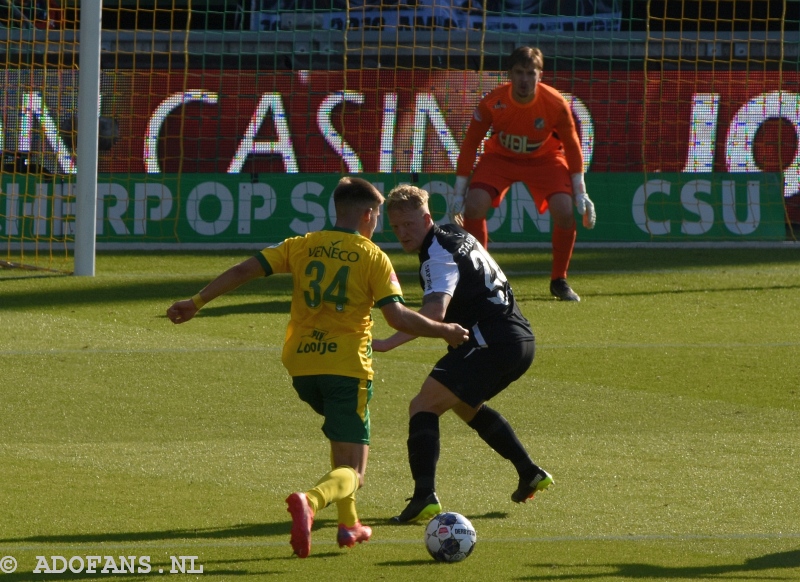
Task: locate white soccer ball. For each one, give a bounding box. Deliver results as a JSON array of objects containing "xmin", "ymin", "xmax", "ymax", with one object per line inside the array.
[{"xmin": 424, "ymin": 512, "xmax": 477, "ymax": 563}]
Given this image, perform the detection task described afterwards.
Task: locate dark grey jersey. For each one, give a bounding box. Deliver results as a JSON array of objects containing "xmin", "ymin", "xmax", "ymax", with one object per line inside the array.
[{"xmin": 417, "ymin": 224, "xmax": 534, "ymax": 345}]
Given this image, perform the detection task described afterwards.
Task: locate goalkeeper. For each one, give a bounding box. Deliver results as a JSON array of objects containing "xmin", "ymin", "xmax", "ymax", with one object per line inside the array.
[{"xmin": 451, "ymin": 45, "xmax": 596, "ymax": 302}]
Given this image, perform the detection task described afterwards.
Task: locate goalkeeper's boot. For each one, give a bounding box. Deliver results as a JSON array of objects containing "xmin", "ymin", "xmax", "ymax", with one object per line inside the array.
[
  {"xmin": 550, "ymin": 278, "xmax": 581, "ymax": 302},
  {"xmin": 511, "ymin": 469, "xmax": 554, "ymax": 503},
  {"xmin": 337, "ymin": 521, "xmax": 373, "ymax": 548},
  {"xmin": 286, "ymin": 492, "xmax": 314, "ymax": 558},
  {"xmin": 390, "ymin": 492, "xmax": 442, "ymax": 523}
]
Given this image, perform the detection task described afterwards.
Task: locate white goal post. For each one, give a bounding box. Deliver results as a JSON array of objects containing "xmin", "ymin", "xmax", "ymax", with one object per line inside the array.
[{"xmin": 74, "ymin": 0, "xmax": 102, "ymax": 276}]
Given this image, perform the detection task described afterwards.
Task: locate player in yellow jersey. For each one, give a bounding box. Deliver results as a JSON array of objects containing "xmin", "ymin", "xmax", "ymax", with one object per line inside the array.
[
  {"xmin": 167, "ymin": 177, "xmax": 469, "ymax": 558},
  {"xmin": 451, "ymin": 46, "xmax": 597, "ymax": 301}
]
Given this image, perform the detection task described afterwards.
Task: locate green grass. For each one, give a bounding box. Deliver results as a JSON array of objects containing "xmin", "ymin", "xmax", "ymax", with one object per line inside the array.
[{"xmin": 1, "ymin": 248, "xmax": 799, "ymax": 581}]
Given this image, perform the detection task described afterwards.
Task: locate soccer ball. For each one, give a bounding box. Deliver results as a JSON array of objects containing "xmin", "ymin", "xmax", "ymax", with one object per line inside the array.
[{"xmin": 424, "ymin": 512, "xmax": 477, "ymax": 563}]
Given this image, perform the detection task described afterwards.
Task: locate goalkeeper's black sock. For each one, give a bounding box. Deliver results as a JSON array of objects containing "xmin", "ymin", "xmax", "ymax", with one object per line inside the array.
[
  {"xmin": 467, "ymin": 405, "xmax": 541, "ymax": 480},
  {"xmin": 407, "ymin": 411, "xmax": 440, "ymax": 498}
]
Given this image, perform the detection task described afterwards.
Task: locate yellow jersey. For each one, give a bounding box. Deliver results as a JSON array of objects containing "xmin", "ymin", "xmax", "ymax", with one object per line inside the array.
[{"xmin": 256, "ymin": 227, "xmax": 404, "ymax": 380}]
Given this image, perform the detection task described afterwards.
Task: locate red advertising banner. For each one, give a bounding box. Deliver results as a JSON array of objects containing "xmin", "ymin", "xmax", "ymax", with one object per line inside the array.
[
  {"xmin": 2, "ymin": 69, "xmax": 798, "ymax": 195},
  {"xmin": 641, "ymin": 71, "xmax": 799, "ymax": 176}
]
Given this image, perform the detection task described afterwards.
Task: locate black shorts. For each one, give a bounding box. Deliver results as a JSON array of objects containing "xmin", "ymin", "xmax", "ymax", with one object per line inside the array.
[{"xmin": 428, "ymin": 339, "xmax": 535, "ymax": 407}]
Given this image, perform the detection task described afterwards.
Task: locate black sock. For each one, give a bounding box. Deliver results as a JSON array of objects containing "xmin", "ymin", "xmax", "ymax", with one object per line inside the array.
[
  {"xmin": 467, "ymin": 405, "xmax": 540, "ymax": 481},
  {"xmin": 407, "ymin": 411, "xmax": 440, "ymax": 498}
]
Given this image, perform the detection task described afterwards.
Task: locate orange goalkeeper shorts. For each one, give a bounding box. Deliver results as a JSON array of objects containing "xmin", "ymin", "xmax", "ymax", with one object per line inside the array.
[{"xmin": 470, "ymin": 149, "xmax": 572, "ymax": 214}]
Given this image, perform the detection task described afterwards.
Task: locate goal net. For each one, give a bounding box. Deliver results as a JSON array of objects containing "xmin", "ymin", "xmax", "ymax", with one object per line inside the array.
[
  {"xmin": 641, "ymin": 1, "xmax": 798, "ymax": 241},
  {"xmin": 1, "ymin": 1, "xmax": 797, "ymax": 272},
  {"xmin": 1, "ymin": 1, "xmax": 78, "ymax": 271}
]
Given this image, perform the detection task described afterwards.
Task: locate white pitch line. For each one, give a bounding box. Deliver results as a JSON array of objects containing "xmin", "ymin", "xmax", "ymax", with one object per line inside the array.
[
  {"xmin": 1, "ymin": 341, "xmax": 798, "ymax": 358},
  {"xmin": 85, "ymin": 265, "xmax": 792, "ymax": 279},
  {"xmin": 3, "ymin": 532, "xmax": 800, "ymax": 552},
  {"xmin": 541, "ymin": 342, "xmax": 800, "ymax": 349},
  {"xmin": 0, "ymin": 347, "xmax": 282, "ymax": 356}
]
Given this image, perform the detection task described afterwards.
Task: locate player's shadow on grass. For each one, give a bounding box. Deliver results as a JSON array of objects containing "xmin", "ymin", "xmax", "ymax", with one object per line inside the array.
[
  {"xmin": 0, "ymin": 556, "xmax": 308, "ymax": 582},
  {"xmin": 466, "ymin": 511, "xmax": 509, "ymax": 520},
  {"xmin": 0, "ymin": 565, "xmax": 251, "ymax": 582},
  {"xmin": 0, "ymin": 273, "xmax": 69, "ymax": 282},
  {"xmin": 0, "ymin": 522, "xmax": 353, "ymax": 581},
  {"xmin": 383, "ymin": 511, "xmax": 508, "ymax": 527},
  {"xmin": 174, "ymin": 300, "xmax": 293, "ymax": 317},
  {"xmin": 517, "ymin": 548, "xmax": 800, "ymax": 580},
  {"xmin": 0, "ymin": 275, "xmax": 296, "ymax": 311},
  {"xmin": 590, "ymin": 282, "xmax": 800, "ymax": 299},
  {"xmin": 0, "ymin": 518, "xmax": 340, "ymax": 545}
]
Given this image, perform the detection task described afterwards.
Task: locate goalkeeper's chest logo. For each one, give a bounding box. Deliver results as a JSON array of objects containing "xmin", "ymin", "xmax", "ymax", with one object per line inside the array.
[
  {"xmin": 498, "ymin": 131, "xmax": 547, "ymax": 154},
  {"xmin": 534, "ymin": 118, "xmax": 546, "ymax": 129}
]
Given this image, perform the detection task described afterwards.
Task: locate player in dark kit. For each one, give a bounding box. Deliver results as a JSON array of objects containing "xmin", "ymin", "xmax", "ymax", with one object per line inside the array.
[{"xmin": 373, "ymin": 184, "xmax": 553, "ymax": 523}]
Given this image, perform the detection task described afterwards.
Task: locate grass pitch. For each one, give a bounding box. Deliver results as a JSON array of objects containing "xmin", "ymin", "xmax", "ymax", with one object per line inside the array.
[{"xmin": 1, "ymin": 247, "xmax": 799, "ymax": 581}]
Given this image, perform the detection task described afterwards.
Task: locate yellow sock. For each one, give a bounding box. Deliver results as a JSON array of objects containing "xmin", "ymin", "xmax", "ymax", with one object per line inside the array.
[
  {"xmin": 305, "ymin": 466, "xmax": 359, "ymax": 515},
  {"xmin": 327, "ymin": 447, "xmax": 360, "ymax": 526},
  {"xmin": 336, "ymin": 492, "xmax": 359, "ymax": 528}
]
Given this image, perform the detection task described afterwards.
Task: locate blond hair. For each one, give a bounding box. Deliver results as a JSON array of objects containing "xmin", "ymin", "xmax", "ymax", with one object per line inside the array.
[{"xmin": 386, "ymin": 184, "xmax": 429, "ymax": 213}]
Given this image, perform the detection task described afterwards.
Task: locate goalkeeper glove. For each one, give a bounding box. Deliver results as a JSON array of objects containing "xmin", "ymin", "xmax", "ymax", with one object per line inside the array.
[
  {"xmin": 448, "ymin": 176, "xmax": 469, "ymax": 225},
  {"xmin": 571, "ymin": 173, "xmax": 596, "ymax": 229}
]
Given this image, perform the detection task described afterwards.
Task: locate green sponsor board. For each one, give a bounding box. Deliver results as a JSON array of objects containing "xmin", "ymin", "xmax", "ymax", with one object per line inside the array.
[
  {"xmin": 0, "ymin": 175, "xmax": 75, "ymax": 241},
  {"xmin": 0, "ymin": 172, "xmax": 786, "ymax": 244}
]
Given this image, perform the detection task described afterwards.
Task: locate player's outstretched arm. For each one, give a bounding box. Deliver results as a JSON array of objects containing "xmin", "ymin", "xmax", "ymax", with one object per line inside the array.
[
  {"xmin": 167, "ymin": 256, "xmax": 265, "ymax": 324},
  {"xmin": 379, "ymin": 302, "xmax": 468, "ymax": 348},
  {"xmin": 371, "ymin": 332, "xmax": 413, "ymax": 353},
  {"xmin": 166, "ymin": 298, "xmax": 202, "ymax": 324},
  {"xmin": 374, "ymin": 292, "xmax": 457, "ymax": 351}
]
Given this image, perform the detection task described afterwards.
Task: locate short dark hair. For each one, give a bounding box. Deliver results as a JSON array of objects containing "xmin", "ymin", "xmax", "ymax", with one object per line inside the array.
[
  {"xmin": 507, "ymin": 46, "xmax": 544, "ymax": 71},
  {"xmin": 333, "ymin": 176, "xmax": 384, "ymax": 213}
]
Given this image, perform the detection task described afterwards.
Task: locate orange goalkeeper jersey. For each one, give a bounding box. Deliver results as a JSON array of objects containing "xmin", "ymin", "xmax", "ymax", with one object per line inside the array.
[{"xmin": 456, "ymin": 82, "xmax": 583, "ymax": 176}]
